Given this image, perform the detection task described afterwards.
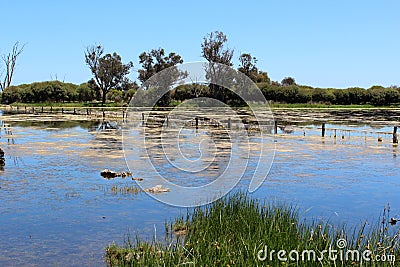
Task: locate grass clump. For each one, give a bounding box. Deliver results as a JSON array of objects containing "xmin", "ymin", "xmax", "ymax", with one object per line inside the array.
[
  {"xmin": 105, "ymin": 193, "xmax": 399, "ymax": 266},
  {"xmin": 110, "ymin": 185, "xmax": 140, "ymax": 195}
]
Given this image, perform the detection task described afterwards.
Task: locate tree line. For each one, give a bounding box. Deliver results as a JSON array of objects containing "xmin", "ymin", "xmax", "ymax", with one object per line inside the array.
[{"xmin": 1, "ymin": 32, "xmax": 399, "ymax": 106}]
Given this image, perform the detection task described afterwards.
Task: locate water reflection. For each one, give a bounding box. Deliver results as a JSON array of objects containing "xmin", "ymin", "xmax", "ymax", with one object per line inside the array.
[{"xmin": 0, "ymin": 112, "xmax": 398, "ymax": 266}]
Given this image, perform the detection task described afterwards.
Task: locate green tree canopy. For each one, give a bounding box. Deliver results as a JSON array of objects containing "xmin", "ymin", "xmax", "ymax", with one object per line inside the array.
[{"xmin": 85, "ymin": 45, "xmax": 133, "ymax": 105}]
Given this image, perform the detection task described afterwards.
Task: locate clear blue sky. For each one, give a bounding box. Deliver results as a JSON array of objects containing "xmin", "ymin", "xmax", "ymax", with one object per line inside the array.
[{"xmin": 1, "ymin": 0, "xmax": 399, "ymax": 88}]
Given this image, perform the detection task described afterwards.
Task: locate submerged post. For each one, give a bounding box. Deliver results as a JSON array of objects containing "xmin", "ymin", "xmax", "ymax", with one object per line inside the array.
[
  {"xmin": 322, "ymin": 123, "xmax": 326, "ymax": 137},
  {"xmin": 195, "ymin": 116, "xmax": 199, "ymax": 129},
  {"xmin": 274, "ymin": 120, "xmax": 278, "ymax": 134},
  {"xmin": 393, "ymin": 126, "xmax": 398, "ymax": 144}
]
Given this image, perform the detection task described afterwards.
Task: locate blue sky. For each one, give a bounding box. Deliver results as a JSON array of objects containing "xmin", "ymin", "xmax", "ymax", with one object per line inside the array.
[{"xmin": 1, "ymin": 0, "xmax": 399, "ymax": 88}]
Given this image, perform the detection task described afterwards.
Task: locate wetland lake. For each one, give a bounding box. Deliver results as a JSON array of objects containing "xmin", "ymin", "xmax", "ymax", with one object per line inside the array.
[{"xmin": 0, "ymin": 109, "xmax": 399, "ymax": 266}]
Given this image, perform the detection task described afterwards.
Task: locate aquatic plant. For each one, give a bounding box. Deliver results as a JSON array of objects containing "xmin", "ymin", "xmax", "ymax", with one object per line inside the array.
[{"xmin": 105, "ymin": 193, "xmax": 399, "ymax": 266}]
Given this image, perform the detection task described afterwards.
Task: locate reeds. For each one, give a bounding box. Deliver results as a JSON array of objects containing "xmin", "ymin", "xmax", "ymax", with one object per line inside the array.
[{"xmin": 105, "ymin": 192, "xmax": 399, "ymax": 266}]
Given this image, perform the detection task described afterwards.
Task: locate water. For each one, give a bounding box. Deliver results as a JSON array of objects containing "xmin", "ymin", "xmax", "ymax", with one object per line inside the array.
[{"xmin": 0, "ymin": 112, "xmax": 399, "ymax": 266}]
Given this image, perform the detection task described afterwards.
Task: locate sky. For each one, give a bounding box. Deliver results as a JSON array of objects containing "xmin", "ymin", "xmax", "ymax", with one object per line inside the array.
[{"xmin": 1, "ymin": 0, "xmax": 399, "ymax": 89}]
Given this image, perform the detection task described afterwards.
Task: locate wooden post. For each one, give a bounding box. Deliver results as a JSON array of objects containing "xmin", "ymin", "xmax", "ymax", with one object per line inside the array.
[
  {"xmin": 32, "ymin": 107, "xmax": 34, "ymax": 113},
  {"xmin": 41, "ymin": 106, "xmax": 44, "ymax": 113},
  {"xmin": 227, "ymin": 118, "xmax": 231, "ymax": 129},
  {"xmin": 166, "ymin": 115, "xmax": 169, "ymax": 127},
  {"xmin": 62, "ymin": 108, "xmax": 64, "ymax": 114},
  {"xmin": 393, "ymin": 126, "xmax": 398, "ymax": 144},
  {"xmin": 322, "ymin": 123, "xmax": 326, "ymax": 137},
  {"xmin": 73, "ymin": 108, "xmax": 76, "ymax": 115},
  {"xmin": 86, "ymin": 108, "xmax": 89, "ymax": 115},
  {"xmin": 25, "ymin": 106, "xmax": 27, "ymax": 113},
  {"xmin": 50, "ymin": 106, "xmax": 52, "ymax": 113},
  {"xmin": 274, "ymin": 120, "xmax": 278, "ymax": 134},
  {"xmin": 334, "ymin": 129, "xmax": 337, "ymax": 138},
  {"xmin": 102, "ymin": 109, "xmax": 105, "ymax": 118},
  {"xmin": 195, "ymin": 116, "xmax": 199, "ymax": 128},
  {"xmin": 122, "ymin": 110, "xmax": 125, "ymax": 122}
]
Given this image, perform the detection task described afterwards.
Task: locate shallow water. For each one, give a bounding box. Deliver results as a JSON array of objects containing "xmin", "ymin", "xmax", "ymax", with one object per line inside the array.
[{"xmin": 0, "ymin": 111, "xmax": 399, "ymax": 266}]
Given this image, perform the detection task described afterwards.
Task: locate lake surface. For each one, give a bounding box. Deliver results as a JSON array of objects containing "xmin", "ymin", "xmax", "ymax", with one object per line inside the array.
[{"xmin": 0, "ymin": 110, "xmax": 399, "ymax": 266}]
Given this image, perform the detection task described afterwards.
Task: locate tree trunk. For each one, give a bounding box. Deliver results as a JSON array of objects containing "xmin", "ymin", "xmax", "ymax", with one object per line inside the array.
[{"xmin": 102, "ymin": 90, "xmax": 106, "ymax": 106}]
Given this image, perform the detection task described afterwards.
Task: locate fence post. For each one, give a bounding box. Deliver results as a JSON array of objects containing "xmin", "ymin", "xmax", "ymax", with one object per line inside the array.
[
  {"xmin": 274, "ymin": 120, "xmax": 278, "ymax": 134},
  {"xmin": 393, "ymin": 126, "xmax": 398, "ymax": 144},
  {"xmin": 322, "ymin": 123, "xmax": 326, "ymax": 137}
]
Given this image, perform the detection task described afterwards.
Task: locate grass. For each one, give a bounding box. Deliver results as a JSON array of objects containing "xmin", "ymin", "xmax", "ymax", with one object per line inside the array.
[
  {"xmin": 5, "ymin": 102, "xmax": 400, "ymax": 110},
  {"xmin": 268, "ymin": 103, "xmax": 399, "ymax": 109},
  {"xmin": 110, "ymin": 185, "xmax": 140, "ymax": 195},
  {"xmin": 105, "ymin": 193, "xmax": 399, "ymax": 266},
  {"xmin": 8, "ymin": 101, "xmax": 124, "ymax": 107}
]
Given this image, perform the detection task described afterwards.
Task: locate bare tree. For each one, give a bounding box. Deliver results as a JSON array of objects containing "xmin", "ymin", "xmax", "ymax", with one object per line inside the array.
[{"xmin": 0, "ymin": 42, "xmax": 25, "ymax": 91}]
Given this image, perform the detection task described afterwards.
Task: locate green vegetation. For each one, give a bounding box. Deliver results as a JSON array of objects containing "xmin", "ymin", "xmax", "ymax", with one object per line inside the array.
[
  {"xmin": 105, "ymin": 193, "xmax": 399, "ymax": 266},
  {"xmin": 1, "ymin": 80, "xmax": 136, "ymax": 105},
  {"xmin": 4, "ymin": 81, "xmax": 399, "ymax": 108},
  {"xmin": 2, "ymin": 32, "xmax": 400, "ymax": 108}
]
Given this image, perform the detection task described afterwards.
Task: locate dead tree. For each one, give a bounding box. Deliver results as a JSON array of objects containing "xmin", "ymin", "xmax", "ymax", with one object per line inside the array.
[{"xmin": 0, "ymin": 42, "xmax": 25, "ymax": 91}]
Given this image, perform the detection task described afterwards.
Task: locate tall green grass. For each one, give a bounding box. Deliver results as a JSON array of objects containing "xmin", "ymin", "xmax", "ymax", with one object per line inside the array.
[{"xmin": 105, "ymin": 193, "xmax": 399, "ymax": 266}]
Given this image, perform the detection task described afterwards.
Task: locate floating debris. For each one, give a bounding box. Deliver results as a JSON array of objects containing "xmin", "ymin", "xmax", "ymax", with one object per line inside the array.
[
  {"xmin": 390, "ymin": 218, "xmax": 397, "ymax": 226},
  {"xmin": 144, "ymin": 185, "xmax": 170, "ymax": 193},
  {"xmin": 101, "ymin": 169, "xmax": 132, "ymax": 179},
  {"xmin": 132, "ymin": 177, "xmax": 144, "ymax": 181},
  {"xmin": 101, "ymin": 169, "xmax": 119, "ymax": 179}
]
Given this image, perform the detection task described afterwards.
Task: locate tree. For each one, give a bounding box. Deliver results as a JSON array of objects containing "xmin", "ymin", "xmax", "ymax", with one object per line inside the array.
[
  {"xmin": 238, "ymin": 53, "xmax": 258, "ymax": 81},
  {"xmin": 0, "ymin": 42, "xmax": 25, "ymax": 92},
  {"xmin": 138, "ymin": 48, "xmax": 186, "ymax": 106},
  {"xmin": 84, "ymin": 45, "xmax": 133, "ymax": 105},
  {"xmin": 201, "ymin": 31, "xmax": 234, "ymax": 103},
  {"xmin": 281, "ymin": 77, "xmax": 296, "ymax": 86},
  {"xmin": 238, "ymin": 53, "xmax": 270, "ymax": 84}
]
